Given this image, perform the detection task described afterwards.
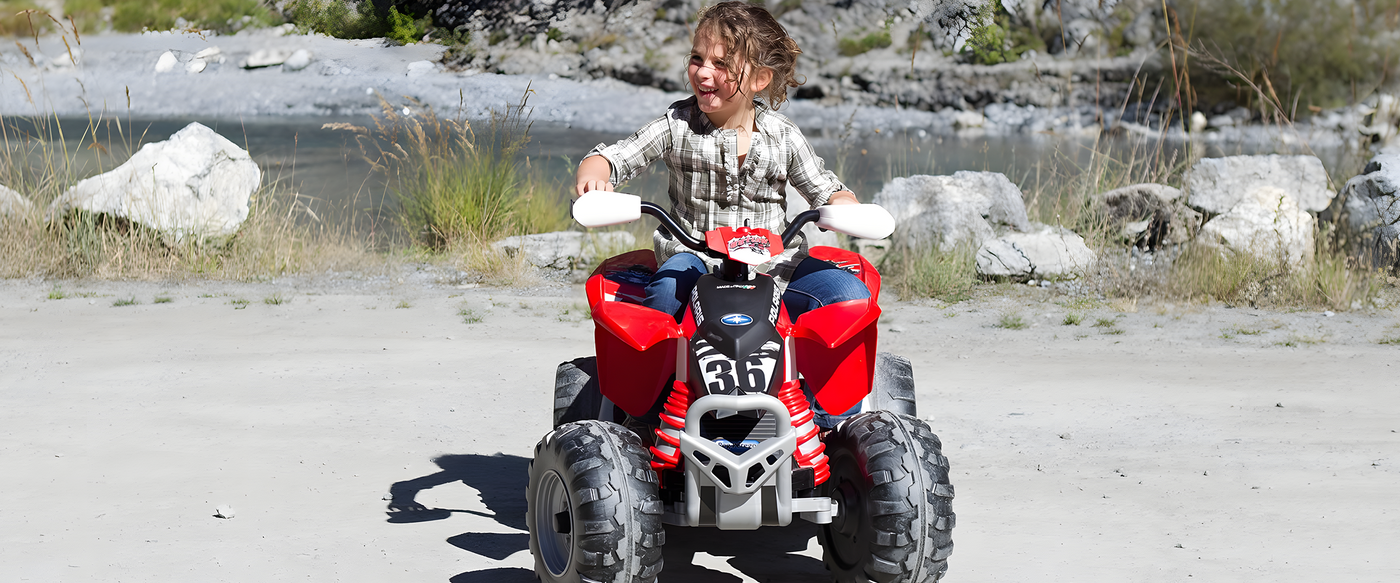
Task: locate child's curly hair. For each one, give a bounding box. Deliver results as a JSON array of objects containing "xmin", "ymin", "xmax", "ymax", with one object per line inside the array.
[{"xmin": 693, "ymin": 1, "xmax": 804, "ymax": 110}]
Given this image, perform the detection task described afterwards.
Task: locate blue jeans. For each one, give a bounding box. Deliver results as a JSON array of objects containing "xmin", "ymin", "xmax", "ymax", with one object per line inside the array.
[{"xmin": 642, "ymin": 253, "xmax": 871, "ymax": 322}]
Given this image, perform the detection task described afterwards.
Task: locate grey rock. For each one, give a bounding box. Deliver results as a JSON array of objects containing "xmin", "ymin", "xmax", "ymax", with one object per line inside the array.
[
  {"xmin": 975, "ymin": 225, "xmax": 1096, "ymax": 279},
  {"xmin": 874, "ymin": 171, "xmax": 1032, "ymax": 251},
  {"xmin": 492, "ymin": 231, "xmax": 636, "ymax": 271},
  {"xmin": 1331, "ymin": 150, "xmax": 1400, "ymax": 269},
  {"xmin": 1089, "ymin": 183, "xmax": 1201, "ymax": 249},
  {"xmin": 1185, "ymin": 155, "xmax": 1336, "ymax": 213},
  {"xmin": 1196, "ymin": 185, "xmax": 1315, "ymax": 266},
  {"xmin": 46, "ymin": 122, "xmax": 260, "ymax": 242},
  {"xmin": 1, "ymin": 184, "xmax": 34, "ymax": 217}
]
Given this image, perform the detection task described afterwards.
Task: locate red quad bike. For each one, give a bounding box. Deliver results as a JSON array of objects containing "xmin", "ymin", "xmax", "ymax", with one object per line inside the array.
[{"xmin": 526, "ymin": 192, "xmax": 955, "ymax": 583}]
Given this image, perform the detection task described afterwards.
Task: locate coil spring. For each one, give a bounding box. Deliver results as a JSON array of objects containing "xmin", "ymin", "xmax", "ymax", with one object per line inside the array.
[
  {"xmin": 776, "ymin": 379, "xmax": 829, "ymax": 485},
  {"xmin": 650, "ymin": 380, "xmax": 692, "ymax": 471}
]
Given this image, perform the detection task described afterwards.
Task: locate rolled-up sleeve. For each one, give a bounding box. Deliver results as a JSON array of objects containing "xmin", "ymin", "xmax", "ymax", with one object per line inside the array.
[
  {"xmin": 585, "ymin": 115, "xmax": 673, "ymax": 185},
  {"xmin": 784, "ymin": 129, "xmax": 846, "ymax": 207}
]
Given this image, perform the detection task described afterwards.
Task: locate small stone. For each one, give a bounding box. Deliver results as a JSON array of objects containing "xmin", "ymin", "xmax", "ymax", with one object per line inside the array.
[
  {"xmin": 1275, "ymin": 403, "xmax": 1284, "ymax": 408},
  {"xmin": 1323, "ymin": 311, "xmax": 1335, "ymax": 317},
  {"xmin": 214, "ymin": 505, "xmax": 236, "ymax": 519}
]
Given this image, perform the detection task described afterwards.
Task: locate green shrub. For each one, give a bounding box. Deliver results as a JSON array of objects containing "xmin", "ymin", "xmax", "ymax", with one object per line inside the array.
[
  {"xmin": 57, "ymin": 0, "xmax": 278, "ymax": 34},
  {"xmin": 962, "ymin": 0, "xmax": 1042, "ymax": 65},
  {"xmin": 839, "ymin": 29, "xmax": 892, "ymax": 57},
  {"xmin": 385, "ymin": 6, "xmax": 429, "ymax": 44},
  {"xmin": 286, "ymin": 0, "xmax": 388, "ymax": 39},
  {"xmin": 1174, "ymin": 0, "xmax": 1400, "ymax": 111}
]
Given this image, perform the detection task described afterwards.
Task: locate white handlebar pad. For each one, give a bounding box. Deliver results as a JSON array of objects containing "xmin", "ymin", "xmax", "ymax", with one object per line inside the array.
[
  {"xmin": 815, "ymin": 204, "xmax": 896, "ymax": 240},
  {"xmin": 572, "ymin": 191, "xmax": 642, "ymax": 228}
]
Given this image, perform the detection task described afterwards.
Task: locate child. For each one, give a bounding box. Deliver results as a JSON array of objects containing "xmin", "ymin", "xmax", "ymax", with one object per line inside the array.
[{"xmin": 575, "ymin": 1, "xmax": 868, "ymax": 322}]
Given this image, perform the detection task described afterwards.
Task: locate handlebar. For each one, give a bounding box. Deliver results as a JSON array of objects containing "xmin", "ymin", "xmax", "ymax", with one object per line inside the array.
[{"xmin": 639, "ymin": 202, "xmax": 823, "ymax": 257}]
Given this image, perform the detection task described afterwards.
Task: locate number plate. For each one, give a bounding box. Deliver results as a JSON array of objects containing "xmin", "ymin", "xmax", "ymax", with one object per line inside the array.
[{"xmin": 694, "ymin": 339, "xmax": 781, "ymax": 397}]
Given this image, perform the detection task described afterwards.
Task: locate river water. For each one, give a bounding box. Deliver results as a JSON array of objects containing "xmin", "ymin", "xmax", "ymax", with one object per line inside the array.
[{"xmin": 13, "ymin": 115, "xmax": 1367, "ymax": 239}]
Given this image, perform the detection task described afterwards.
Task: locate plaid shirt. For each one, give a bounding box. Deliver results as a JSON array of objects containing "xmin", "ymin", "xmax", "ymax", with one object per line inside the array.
[{"xmin": 586, "ymin": 96, "xmax": 847, "ymax": 284}]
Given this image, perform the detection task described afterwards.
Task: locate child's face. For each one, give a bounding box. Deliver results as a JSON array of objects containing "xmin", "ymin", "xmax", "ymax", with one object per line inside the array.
[{"xmin": 688, "ymin": 32, "xmax": 758, "ymax": 124}]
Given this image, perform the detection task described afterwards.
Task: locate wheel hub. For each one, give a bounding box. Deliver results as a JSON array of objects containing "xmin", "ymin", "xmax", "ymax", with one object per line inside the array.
[{"xmin": 535, "ymin": 470, "xmax": 572, "ymax": 576}]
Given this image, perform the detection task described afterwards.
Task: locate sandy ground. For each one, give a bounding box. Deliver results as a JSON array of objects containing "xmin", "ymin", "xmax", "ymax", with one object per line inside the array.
[{"xmin": 2, "ymin": 273, "xmax": 1398, "ymax": 583}]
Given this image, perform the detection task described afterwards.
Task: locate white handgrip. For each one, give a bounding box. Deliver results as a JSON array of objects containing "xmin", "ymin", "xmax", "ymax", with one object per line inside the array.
[
  {"xmin": 815, "ymin": 204, "xmax": 896, "ymax": 240},
  {"xmin": 572, "ymin": 191, "xmax": 642, "ymax": 227}
]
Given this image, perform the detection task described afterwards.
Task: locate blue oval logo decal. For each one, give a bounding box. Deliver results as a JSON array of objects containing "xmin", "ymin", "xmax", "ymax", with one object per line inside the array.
[{"xmin": 719, "ymin": 313, "xmax": 753, "ymax": 326}]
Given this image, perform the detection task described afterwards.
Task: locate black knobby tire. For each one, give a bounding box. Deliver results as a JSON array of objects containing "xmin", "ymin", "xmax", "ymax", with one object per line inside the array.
[
  {"xmin": 869, "ymin": 352, "xmax": 917, "ymax": 417},
  {"xmin": 527, "ymin": 420, "xmax": 666, "ymax": 583},
  {"xmin": 820, "ymin": 411, "xmax": 956, "ymax": 583},
  {"xmin": 554, "ymin": 357, "xmax": 604, "ymax": 427}
]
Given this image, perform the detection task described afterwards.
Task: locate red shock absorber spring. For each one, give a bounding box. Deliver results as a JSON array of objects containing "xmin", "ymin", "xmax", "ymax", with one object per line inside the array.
[
  {"xmin": 776, "ymin": 379, "xmax": 829, "ymax": 485},
  {"xmin": 650, "ymin": 380, "xmax": 692, "ymax": 471}
]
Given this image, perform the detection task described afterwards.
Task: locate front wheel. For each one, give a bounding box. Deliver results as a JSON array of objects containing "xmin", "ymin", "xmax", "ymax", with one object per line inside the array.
[
  {"xmin": 820, "ymin": 411, "xmax": 955, "ymax": 582},
  {"xmin": 527, "ymin": 420, "xmax": 665, "ymax": 583}
]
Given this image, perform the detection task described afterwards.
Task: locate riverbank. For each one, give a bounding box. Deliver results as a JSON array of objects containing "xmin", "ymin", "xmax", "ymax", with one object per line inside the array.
[
  {"xmin": 1, "ymin": 274, "xmax": 1397, "ymax": 582},
  {"xmin": 0, "ymin": 28, "xmax": 1377, "ymax": 151}
]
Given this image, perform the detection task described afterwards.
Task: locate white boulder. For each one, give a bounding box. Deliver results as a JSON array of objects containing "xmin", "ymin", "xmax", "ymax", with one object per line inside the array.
[
  {"xmin": 242, "ymin": 49, "xmax": 290, "ymax": 69},
  {"xmin": 873, "ymin": 172, "xmax": 1032, "ymax": 251},
  {"xmin": 46, "ymin": 122, "xmax": 261, "ymax": 241},
  {"xmin": 154, "ymin": 51, "xmax": 178, "ymax": 73},
  {"xmin": 284, "ymin": 49, "xmax": 314, "ymax": 72},
  {"xmin": 1185, "ymin": 155, "xmax": 1335, "ymax": 213},
  {"xmin": 1197, "ymin": 185, "xmax": 1315, "ymax": 266},
  {"xmin": 1, "ymin": 184, "xmax": 34, "ymax": 217},
  {"xmin": 406, "ymin": 60, "xmax": 437, "ymax": 77},
  {"xmin": 975, "ymin": 225, "xmax": 1096, "ymax": 279},
  {"xmin": 492, "ymin": 231, "xmax": 637, "ymax": 270}
]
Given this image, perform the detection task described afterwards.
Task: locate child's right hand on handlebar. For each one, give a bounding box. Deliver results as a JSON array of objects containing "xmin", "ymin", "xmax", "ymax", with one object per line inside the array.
[{"xmin": 575, "ymin": 156, "xmax": 615, "ymax": 198}]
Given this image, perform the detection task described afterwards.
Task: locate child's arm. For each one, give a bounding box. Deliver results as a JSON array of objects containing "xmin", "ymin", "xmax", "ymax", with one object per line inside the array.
[{"xmin": 575, "ymin": 156, "xmax": 614, "ymax": 198}]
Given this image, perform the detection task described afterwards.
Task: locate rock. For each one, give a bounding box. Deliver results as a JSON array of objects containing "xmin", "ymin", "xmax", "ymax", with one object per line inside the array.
[
  {"xmin": 952, "ymin": 110, "xmax": 985, "ymax": 130},
  {"xmin": 1185, "ymin": 155, "xmax": 1336, "ymax": 213},
  {"xmin": 405, "ymin": 60, "xmax": 436, "ymax": 77},
  {"xmin": 284, "ymin": 49, "xmax": 313, "ymax": 72},
  {"xmin": 214, "ymin": 505, "xmax": 236, "ymax": 519},
  {"xmin": 1196, "ymin": 185, "xmax": 1315, "ymax": 266},
  {"xmin": 46, "ymin": 122, "xmax": 261, "ymax": 242},
  {"xmin": 242, "ymin": 48, "xmax": 290, "ymax": 69},
  {"xmin": 194, "ymin": 47, "xmax": 222, "ymax": 60},
  {"xmin": 492, "ymin": 231, "xmax": 637, "ymax": 271},
  {"xmin": 874, "ymin": 172, "xmax": 1032, "ymax": 251},
  {"xmin": 1189, "ymin": 111, "xmax": 1207, "ymax": 134},
  {"xmin": 1331, "ymin": 150, "xmax": 1400, "ymax": 269},
  {"xmin": 1089, "ymin": 183, "xmax": 1201, "ymax": 249},
  {"xmin": 975, "ymin": 225, "xmax": 1096, "ymax": 279},
  {"xmin": 1359, "ymin": 93, "xmax": 1399, "ymax": 146},
  {"xmin": 154, "ymin": 51, "xmax": 178, "ymax": 73},
  {"xmin": 1, "ymin": 184, "xmax": 34, "ymax": 217},
  {"xmin": 185, "ymin": 59, "xmax": 206, "ymax": 74}
]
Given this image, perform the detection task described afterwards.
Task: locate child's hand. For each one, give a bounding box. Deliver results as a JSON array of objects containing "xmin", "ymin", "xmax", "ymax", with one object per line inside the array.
[
  {"xmin": 575, "ymin": 156, "xmax": 615, "ymax": 198},
  {"xmin": 576, "ymin": 178, "xmax": 615, "ymax": 198}
]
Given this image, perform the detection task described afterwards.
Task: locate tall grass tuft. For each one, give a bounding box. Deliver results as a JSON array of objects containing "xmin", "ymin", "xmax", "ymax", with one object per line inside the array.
[
  {"xmin": 883, "ymin": 244, "xmax": 978, "ymax": 303},
  {"xmin": 331, "ymin": 89, "xmax": 570, "ymax": 255}
]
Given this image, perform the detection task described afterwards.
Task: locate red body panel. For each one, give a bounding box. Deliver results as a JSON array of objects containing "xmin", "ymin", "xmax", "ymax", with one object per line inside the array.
[
  {"xmin": 588, "ymin": 244, "xmax": 882, "ymax": 418},
  {"xmin": 592, "ymin": 301, "xmax": 682, "ymax": 417},
  {"xmin": 791, "ymin": 298, "xmax": 880, "ymax": 416}
]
